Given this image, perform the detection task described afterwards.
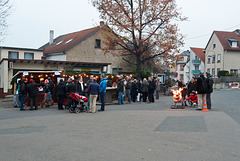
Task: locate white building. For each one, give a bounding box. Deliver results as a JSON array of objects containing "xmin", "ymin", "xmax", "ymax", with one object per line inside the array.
[
  {"xmin": 176, "ymin": 50, "xmax": 190, "ymax": 84},
  {"xmin": 189, "ymin": 47, "xmax": 205, "ymax": 78}
]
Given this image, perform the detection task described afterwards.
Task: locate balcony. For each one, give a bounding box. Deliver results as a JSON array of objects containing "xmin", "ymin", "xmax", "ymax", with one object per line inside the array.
[
  {"xmin": 192, "ymin": 59, "xmax": 201, "ymax": 65},
  {"xmin": 192, "ymin": 70, "xmax": 201, "ymax": 75}
]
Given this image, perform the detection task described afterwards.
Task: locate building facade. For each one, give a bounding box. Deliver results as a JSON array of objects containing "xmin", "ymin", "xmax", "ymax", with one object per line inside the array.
[
  {"xmin": 189, "ymin": 47, "xmax": 205, "ymax": 79},
  {"xmin": 175, "ymin": 50, "xmax": 190, "ymax": 84},
  {"xmin": 205, "ymin": 29, "xmax": 240, "ymax": 77}
]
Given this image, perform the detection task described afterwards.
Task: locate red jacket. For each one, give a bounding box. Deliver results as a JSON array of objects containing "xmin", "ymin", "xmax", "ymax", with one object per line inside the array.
[{"xmin": 186, "ymin": 94, "xmax": 198, "ymax": 103}]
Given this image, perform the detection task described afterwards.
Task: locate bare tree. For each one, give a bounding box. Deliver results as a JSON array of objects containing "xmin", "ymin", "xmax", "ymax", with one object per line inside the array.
[
  {"xmin": 92, "ymin": 0, "xmax": 186, "ymax": 77},
  {"xmin": 0, "ymin": 0, "xmax": 12, "ymax": 41}
]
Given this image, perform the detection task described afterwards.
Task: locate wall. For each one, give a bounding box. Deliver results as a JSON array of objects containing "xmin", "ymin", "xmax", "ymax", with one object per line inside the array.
[{"xmin": 0, "ymin": 48, "xmax": 43, "ymax": 60}]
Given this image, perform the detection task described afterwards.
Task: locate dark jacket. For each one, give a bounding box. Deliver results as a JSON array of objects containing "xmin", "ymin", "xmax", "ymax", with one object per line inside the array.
[
  {"xmin": 206, "ymin": 76, "xmax": 213, "ymax": 93},
  {"xmin": 131, "ymin": 82, "xmax": 138, "ymax": 95},
  {"xmin": 75, "ymin": 81, "xmax": 85, "ymax": 95},
  {"xmin": 19, "ymin": 81, "xmax": 27, "ymax": 95},
  {"xmin": 137, "ymin": 81, "xmax": 142, "ymax": 93},
  {"xmin": 57, "ymin": 82, "xmax": 66, "ymax": 95},
  {"xmin": 196, "ymin": 75, "xmax": 207, "ymax": 94},
  {"xmin": 117, "ymin": 79, "xmax": 124, "ymax": 92},
  {"xmin": 141, "ymin": 81, "xmax": 149, "ymax": 93},
  {"xmin": 88, "ymin": 81, "xmax": 99, "ymax": 95},
  {"xmin": 125, "ymin": 80, "xmax": 132, "ymax": 90},
  {"xmin": 187, "ymin": 81, "xmax": 197, "ymax": 96},
  {"xmin": 48, "ymin": 80, "xmax": 54, "ymax": 94},
  {"xmin": 66, "ymin": 82, "xmax": 75, "ymax": 95},
  {"xmin": 148, "ymin": 80, "xmax": 155, "ymax": 91},
  {"xmin": 27, "ymin": 82, "xmax": 38, "ymax": 97}
]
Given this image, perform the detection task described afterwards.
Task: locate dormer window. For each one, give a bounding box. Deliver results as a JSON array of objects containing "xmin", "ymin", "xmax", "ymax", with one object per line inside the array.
[{"xmin": 227, "ymin": 39, "xmax": 238, "ymax": 47}]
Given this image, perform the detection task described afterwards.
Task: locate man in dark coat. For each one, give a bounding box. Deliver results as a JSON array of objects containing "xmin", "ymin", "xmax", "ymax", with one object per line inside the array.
[
  {"xmin": 187, "ymin": 78, "xmax": 197, "ymax": 97},
  {"xmin": 131, "ymin": 79, "xmax": 138, "ymax": 102},
  {"xmin": 206, "ymin": 72, "xmax": 213, "ymax": 109},
  {"xmin": 148, "ymin": 77, "xmax": 156, "ymax": 103},
  {"xmin": 56, "ymin": 79, "xmax": 66, "ymax": 110},
  {"xmin": 117, "ymin": 75, "xmax": 124, "ymax": 104},
  {"xmin": 196, "ymin": 73, "xmax": 207, "ymax": 110},
  {"xmin": 27, "ymin": 79, "xmax": 38, "ymax": 110},
  {"xmin": 66, "ymin": 78, "xmax": 75, "ymax": 109},
  {"xmin": 88, "ymin": 77, "xmax": 99, "ymax": 113},
  {"xmin": 19, "ymin": 79, "xmax": 27, "ymax": 111},
  {"xmin": 75, "ymin": 76, "xmax": 85, "ymax": 96}
]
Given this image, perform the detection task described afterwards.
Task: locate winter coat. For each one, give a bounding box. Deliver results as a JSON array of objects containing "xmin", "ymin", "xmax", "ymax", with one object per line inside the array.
[
  {"xmin": 125, "ymin": 80, "xmax": 132, "ymax": 90},
  {"xmin": 206, "ymin": 76, "xmax": 213, "ymax": 93},
  {"xmin": 117, "ymin": 79, "xmax": 124, "ymax": 92},
  {"xmin": 66, "ymin": 82, "xmax": 75, "ymax": 95},
  {"xmin": 137, "ymin": 81, "xmax": 142, "ymax": 93},
  {"xmin": 156, "ymin": 82, "xmax": 161, "ymax": 92},
  {"xmin": 186, "ymin": 94, "xmax": 198, "ymax": 103},
  {"xmin": 141, "ymin": 81, "xmax": 149, "ymax": 93},
  {"xmin": 27, "ymin": 82, "xmax": 38, "ymax": 97},
  {"xmin": 131, "ymin": 82, "xmax": 138, "ymax": 95},
  {"xmin": 148, "ymin": 80, "xmax": 155, "ymax": 91},
  {"xmin": 99, "ymin": 77, "xmax": 107, "ymax": 93},
  {"xmin": 196, "ymin": 75, "xmax": 207, "ymax": 94},
  {"xmin": 48, "ymin": 80, "xmax": 54, "ymax": 94},
  {"xmin": 75, "ymin": 81, "xmax": 85, "ymax": 95},
  {"xmin": 19, "ymin": 81, "xmax": 27, "ymax": 95},
  {"xmin": 88, "ymin": 81, "xmax": 99, "ymax": 95},
  {"xmin": 187, "ymin": 81, "xmax": 197, "ymax": 96},
  {"xmin": 57, "ymin": 82, "xmax": 66, "ymax": 95}
]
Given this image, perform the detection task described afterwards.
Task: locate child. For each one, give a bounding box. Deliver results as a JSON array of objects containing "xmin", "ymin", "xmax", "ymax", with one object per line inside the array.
[{"xmin": 185, "ymin": 91, "xmax": 198, "ymax": 107}]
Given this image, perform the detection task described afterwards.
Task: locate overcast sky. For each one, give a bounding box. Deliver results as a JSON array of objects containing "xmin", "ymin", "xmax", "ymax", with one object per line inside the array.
[{"xmin": 1, "ymin": 0, "xmax": 240, "ymax": 51}]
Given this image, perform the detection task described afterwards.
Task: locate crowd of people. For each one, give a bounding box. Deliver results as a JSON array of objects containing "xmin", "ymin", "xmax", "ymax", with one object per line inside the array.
[
  {"xmin": 179, "ymin": 72, "xmax": 213, "ymax": 110},
  {"xmin": 16, "ymin": 72, "xmax": 213, "ymax": 112}
]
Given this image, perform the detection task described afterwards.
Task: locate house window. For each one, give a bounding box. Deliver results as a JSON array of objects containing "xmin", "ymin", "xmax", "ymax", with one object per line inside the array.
[
  {"xmin": 181, "ymin": 57, "xmax": 184, "ymax": 61},
  {"xmin": 212, "ymin": 68, "xmax": 215, "ymax": 77},
  {"xmin": 217, "ymin": 54, "xmax": 221, "ymax": 63},
  {"xmin": 55, "ymin": 40, "xmax": 64, "ymax": 46},
  {"xmin": 180, "ymin": 74, "xmax": 184, "ymax": 80},
  {"xmin": 213, "ymin": 43, "xmax": 216, "ymax": 49},
  {"xmin": 180, "ymin": 65, "xmax": 184, "ymax": 71},
  {"xmin": 112, "ymin": 68, "xmax": 122, "ymax": 74},
  {"xmin": 195, "ymin": 55, "xmax": 199, "ymax": 60},
  {"xmin": 230, "ymin": 69, "xmax": 238, "ymax": 75},
  {"xmin": 228, "ymin": 39, "xmax": 238, "ymax": 47},
  {"xmin": 95, "ymin": 39, "xmax": 101, "ymax": 48},
  {"xmin": 65, "ymin": 38, "xmax": 74, "ymax": 44},
  {"xmin": 195, "ymin": 66, "xmax": 199, "ymax": 70},
  {"xmin": 212, "ymin": 55, "xmax": 215, "ymax": 63},
  {"xmin": 24, "ymin": 52, "xmax": 34, "ymax": 60},
  {"xmin": 8, "ymin": 51, "xmax": 19, "ymax": 59},
  {"xmin": 207, "ymin": 56, "xmax": 211, "ymax": 64}
]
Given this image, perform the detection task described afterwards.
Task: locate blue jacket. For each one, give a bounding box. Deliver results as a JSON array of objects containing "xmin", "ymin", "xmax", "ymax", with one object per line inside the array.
[
  {"xmin": 99, "ymin": 77, "xmax": 107, "ymax": 93},
  {"xmin": 88, "ymin": 81, "xmax": 99, "ymax": 95}
]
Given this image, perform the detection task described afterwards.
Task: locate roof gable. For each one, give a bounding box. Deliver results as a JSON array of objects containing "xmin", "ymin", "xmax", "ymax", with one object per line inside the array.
[
  {"xmin": 206, "ymin": 30, "xmax": 240, "ymax": 51},
  {"xmin": 43, "ymin": 26, "xmax": 100, "ymax": 54},
  {"xmin": 190, "ymin": 47, "xmax": 205, "ymax": 63}
]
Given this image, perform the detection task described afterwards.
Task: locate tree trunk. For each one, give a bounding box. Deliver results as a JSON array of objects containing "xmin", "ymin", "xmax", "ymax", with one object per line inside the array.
[{"xmin": 136, "ymin": 55, "xmax": 142, "ymax": 78}]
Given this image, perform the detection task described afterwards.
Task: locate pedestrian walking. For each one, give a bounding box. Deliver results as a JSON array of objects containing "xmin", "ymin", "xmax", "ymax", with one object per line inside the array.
[
  {"xmin": 98, "ymin": 75, "xmax": 107, "ymax": 111},
  {"xmin": 56, "ymin": 79, "xmax": 66, "ymax": 110},
  {"xmin": 196, "ymin": 72, "xmax": 208, "ymax": 110},
  {"xmin": 141, "ymin": 78, "xmax": 149, "ymax": 102},
  {"xmin": 26, "ymin": 79, "xmax": 38, "ymax": 110},
  {"xmin": 206, "ymin": 72, "xmax": 213, "ymax": 109},
  {"xmin": 19, "ymin": 79, "xmax": 27, "ymax": 111},
  {"xmin": 88, "ymin": 77, "xmax": 99, "ymax": 113},
  {"xmin": 117, "ymin": 75, "xmax": 124, "ymax": 104}
]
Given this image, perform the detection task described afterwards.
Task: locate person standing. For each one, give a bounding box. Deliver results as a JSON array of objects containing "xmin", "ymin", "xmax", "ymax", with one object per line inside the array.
[
  {"xmin": 155, "ymin": 79, "xmax": 161, "ymax": 99},
  {"xmin": 148, "ymin": 77, "xmax": 155, "ymax": 103},
  {"xmin": 66, "ymin": 78, "xmax": 75, "ymax": 109},
  {"xmin": 196, "ymin": 73, "xmax": 208, "ymax": 110},
  {"xmin": 19, "ymin": 79, "xmax": 27, "ymax": 111},
  {"xmin": 136, "ymin": 79, "xmax": 142, "ymax": 102},
  {"xmin": 75, "ymin": 76, "xmax": 85, "ymax": 96},
  {"xmin": 88, "ymin": 77, "xmax": 99, "ymax": 113},
  {"xmin": 56, "ymin": 79, "xmax": 66, "ymax": 110},
  {"xmin": 48, "ymin": 77, "xmax": 55, "ymax": 105},
  {"xmin": 27, "ymin": 79, "xmax": 38, "ymax": 110},
  {"xmin": 117, "ymin": 75, "xmax": 124, "ymax": 104},
  {"xmin": 131, "ymin": 79, "xmax": 138, "ymax": 102},
  {"xmin": 86, "ymin": 75, "xmax": 94, "ymax": 109},
  {"xmin": 125, "ymin": 76, "xmax": 132, "ymax": 104},
  {"xmin": 187, "ymin": 78, "xmax": 197, "ymax": 97},
  {"xmin": 206, "ymin": 72, "xmax": 213, "ymax": 109},
  {"xmin": 141, "ymin": 78, "xmax": 149, "ymax": 102},
  {"xmin": 98, "ymin": 75, "xmax": 107, "ymax": 111}
]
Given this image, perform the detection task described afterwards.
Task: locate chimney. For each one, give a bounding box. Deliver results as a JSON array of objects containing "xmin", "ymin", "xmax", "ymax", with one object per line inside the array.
[
  {"xmin": 100, "ymin": 21, "xmax": 104, "ymax": 27},
  {"xmin": 235, "ymin": 29, "xmax": 240, "ymax": 36},
  {"xmin": 49, "ymin": 30, "xmax": 54, "ymax": 45}
]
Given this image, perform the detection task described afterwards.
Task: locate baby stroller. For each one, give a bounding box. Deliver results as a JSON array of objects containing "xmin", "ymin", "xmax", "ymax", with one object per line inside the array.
[{"xmin": 69, "ymin": 92, "xmax": 88, "ymax": 113}]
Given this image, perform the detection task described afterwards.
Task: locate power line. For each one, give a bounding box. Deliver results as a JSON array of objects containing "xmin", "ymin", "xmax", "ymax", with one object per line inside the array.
[{"xmin": 185, "ymin": 24, "xmax": 240, "ymax": 40}]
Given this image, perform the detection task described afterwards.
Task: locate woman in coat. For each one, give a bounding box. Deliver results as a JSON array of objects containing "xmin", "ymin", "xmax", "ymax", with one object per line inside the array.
[
  {"xmin": 141, "ymin": 78, "xmax": 149, "ymax": 102},
  {"xmin": 56, "ymin": 79, "xmax": 66, "ymax": 110}
]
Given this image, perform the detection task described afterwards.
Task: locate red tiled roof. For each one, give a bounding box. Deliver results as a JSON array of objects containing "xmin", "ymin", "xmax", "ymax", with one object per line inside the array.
[
  {"xmin": 214, "ymin": 30, "xmax": 240, "ymax": 51},
  {"xmin": 44, "ymin": 26, "xmax": 100, "ymax": 53},
  {"xmin": 190, "ymin": 47, "xmax": 205, "ymax": 63}
]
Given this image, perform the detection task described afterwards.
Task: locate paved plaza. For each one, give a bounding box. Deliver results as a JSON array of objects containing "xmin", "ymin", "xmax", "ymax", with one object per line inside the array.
[{"xmin": 0, "ymin": 89, "xmax": 240, "ymax": 161}]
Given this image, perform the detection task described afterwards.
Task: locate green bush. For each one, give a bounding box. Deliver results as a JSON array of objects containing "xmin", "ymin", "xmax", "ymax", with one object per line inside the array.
[{"xmin": 218, "ymin": 70, "xmax": 228, "ymax": 78}]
